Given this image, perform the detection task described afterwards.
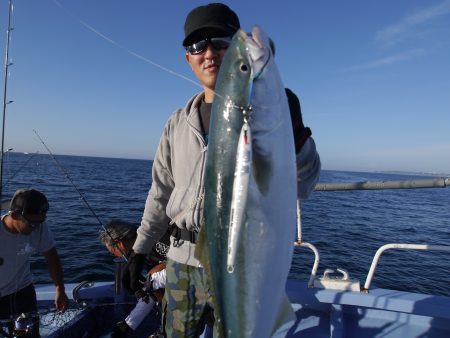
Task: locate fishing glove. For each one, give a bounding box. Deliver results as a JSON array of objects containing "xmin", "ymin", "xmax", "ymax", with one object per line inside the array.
[
  {"xmin": 286, "ymin": 88, "xmax": 312, "ymax": 154},
  {"xmin": 122, "ymin": 251, "xmax": 146, "ymax": 294}
]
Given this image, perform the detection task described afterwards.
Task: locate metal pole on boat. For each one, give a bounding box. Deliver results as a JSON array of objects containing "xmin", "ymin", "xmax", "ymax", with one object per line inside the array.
[
  {"xmin": 363, "ymin": 243, "xmax": 450, "ymax": 292},
  {"xmin": 314, "ymin": 177, "xmax": 449, "ymax": 191},
  {"xmin": 296, "ymin": 199, "xmax": 302, "ymax": 243},
  {"xmin": 295, "ymin": 199, "xmax": 320, "ymax": 287},
  {"xmin": 1, "ymin": 0, "xmax": 14, "ymax": 211}
]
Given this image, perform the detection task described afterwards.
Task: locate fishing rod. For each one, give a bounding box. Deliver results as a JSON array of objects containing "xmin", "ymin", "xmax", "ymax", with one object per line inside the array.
[
  {"xmin": 33, "ymin": 129, "xmax": 128, "ymax": 262},
  {"xmin": 1, "ymin": 0, "xmax": 14, "ymax": 213}
]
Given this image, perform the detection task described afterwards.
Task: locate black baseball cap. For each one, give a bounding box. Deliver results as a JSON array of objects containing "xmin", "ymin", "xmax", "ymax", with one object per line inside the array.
[
  {"xmin": 183, "ymin": 3, "xmax": 240, "ymax": 47},
  {"xmin": 10, "ymin": 188, "xmax": 49, "ymax": 215}
]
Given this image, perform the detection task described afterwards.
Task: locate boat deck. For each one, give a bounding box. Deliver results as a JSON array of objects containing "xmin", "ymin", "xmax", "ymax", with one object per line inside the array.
[
  {"xmin": 286, "ymin": 279, "xmax": 450, "ymax": 337},
  {"xmin": 32, "ymin": 279, "xmax": 450, "ymax": 337}
]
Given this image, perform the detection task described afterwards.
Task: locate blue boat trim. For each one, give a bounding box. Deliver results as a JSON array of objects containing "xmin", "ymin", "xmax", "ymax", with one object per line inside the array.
[{"xmin": 33, "ymin": 278, "xmax": 450, "ymax": 337}]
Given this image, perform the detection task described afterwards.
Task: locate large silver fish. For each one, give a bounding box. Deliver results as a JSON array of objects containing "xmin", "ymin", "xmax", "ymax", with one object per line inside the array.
[{"xmin": 196, "ymin": 26, "xmax": 297, "ymax": 337}]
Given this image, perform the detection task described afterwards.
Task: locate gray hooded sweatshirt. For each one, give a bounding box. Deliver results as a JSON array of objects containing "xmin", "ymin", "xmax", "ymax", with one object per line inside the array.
[{"xmin": 133, "ymin": 92, "xmax": 321, "ymax": 267}]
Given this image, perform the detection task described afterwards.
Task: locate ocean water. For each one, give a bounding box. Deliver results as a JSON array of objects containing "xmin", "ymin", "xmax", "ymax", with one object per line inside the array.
[{"xmin": 2, "ymin": 152, "xmax": 450, "ymax": 297}]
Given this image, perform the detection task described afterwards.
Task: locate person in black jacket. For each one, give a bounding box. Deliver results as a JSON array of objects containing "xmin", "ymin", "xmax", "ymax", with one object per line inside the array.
[{"xmin": 100, "ymin": 219, "xmax": 169, "ymax": 337}]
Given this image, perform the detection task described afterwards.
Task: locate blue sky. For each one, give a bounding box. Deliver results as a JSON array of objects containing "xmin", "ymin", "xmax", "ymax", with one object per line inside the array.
[{"xmin": 1, "ymin": 0, "xmax": 449, "ymax": 174}]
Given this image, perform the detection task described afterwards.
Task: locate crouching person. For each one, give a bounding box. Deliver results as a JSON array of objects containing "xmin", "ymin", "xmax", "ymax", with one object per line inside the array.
[
  {"xmin": 99, "ymin": 219, "xmax": 169, "ymax": 337},
  {"xmin": 1, "ymin": 188, "xmax": 68, "ymax": 338}
]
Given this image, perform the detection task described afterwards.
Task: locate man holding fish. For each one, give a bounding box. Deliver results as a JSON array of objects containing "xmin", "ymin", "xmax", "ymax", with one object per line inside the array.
[{"xmin": 123, "ymin": 3, "xmax": 320, "ymax": 337}]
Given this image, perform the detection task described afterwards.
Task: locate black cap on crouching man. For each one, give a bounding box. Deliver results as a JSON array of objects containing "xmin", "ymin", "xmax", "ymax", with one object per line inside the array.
[
  {"xmin": 183, "ymin": 3, "xmax": 240, "ymax": 47},
  {"xmin": 10, "ymin": 188, "xmax": 49, "ymax": 215}
]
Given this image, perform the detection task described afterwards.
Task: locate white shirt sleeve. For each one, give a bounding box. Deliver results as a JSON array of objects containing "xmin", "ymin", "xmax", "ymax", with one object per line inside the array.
[{"xmin": 151, "ymin": 269, "xmax": 166, "ymax": 290}]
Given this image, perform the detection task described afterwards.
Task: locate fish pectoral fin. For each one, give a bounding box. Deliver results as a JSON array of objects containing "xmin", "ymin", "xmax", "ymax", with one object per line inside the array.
[{"xmin": 270, "ymin": 293, "xmax": 296, "ymax": 337}]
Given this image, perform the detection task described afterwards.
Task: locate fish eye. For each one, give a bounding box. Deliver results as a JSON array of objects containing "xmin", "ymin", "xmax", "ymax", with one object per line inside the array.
[{"xmin": 240, "ymin": 63, "xmax": 249, "ymax": 73}]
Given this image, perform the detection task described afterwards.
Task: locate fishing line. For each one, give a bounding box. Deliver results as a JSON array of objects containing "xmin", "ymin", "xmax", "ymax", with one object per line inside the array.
[
  {"xmin": 2, "ymin": 151, "xmax": 38, "ymax": 188},
  {"xmin": 51, "ymin": 0, "xmax": 202, "ymax": 90},
  {"xmin": 32, "ymin": 129, "xmax": 128, "ymax": 262},
  {"xmin": 49, "ymin": 0, "xmax": 236, "ymax": 103}
]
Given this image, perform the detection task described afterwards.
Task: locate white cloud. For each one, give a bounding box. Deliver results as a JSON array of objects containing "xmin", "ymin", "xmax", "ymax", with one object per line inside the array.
[
  {"xmin": 375, "ymin": 0, "xmax": 450, "ymax": 47},
  {"xmin": 341, "ymin": 48, "xmax": 427, "ymax": 72}
]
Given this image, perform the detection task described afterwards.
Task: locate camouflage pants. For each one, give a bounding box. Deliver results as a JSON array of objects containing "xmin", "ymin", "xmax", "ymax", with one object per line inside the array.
[{"xmin": 162, "ymin": 258, "xmax": 215, "ymax": 338}]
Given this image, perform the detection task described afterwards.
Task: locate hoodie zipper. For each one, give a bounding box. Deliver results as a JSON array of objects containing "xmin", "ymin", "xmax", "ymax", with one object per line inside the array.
[{"xmin": 186, "ymin": 114, "xmax": 207, "ymax": 232}]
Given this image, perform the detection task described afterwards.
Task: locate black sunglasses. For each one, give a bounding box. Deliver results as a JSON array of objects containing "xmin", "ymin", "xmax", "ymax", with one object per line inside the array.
[
  {"xmin": 21, "ymin": 213, "xmax": 46, "ymax": 229},
  {"xmin": 186, "ymin": 37, "xmax": 232, "ymax": 55}
]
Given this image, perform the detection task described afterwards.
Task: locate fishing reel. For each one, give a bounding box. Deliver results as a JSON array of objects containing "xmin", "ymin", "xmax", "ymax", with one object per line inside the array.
[
  {"xmin": 13, "ymin": 312, "xmax": 38, "ymax": 338},
  {"xmin": 1, "ymin": 313, "xmax": 39, "ymax": 338},
  {"xmin": 134, "ymin": 274, "xmax": 157, "ymax": 304}
]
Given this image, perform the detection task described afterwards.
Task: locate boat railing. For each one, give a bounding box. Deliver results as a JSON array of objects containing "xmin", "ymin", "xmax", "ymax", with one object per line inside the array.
[
  {"xmin": 313, "ymin": 177, "xmax": 449, "ymax": 191},
  {"xmin": 362, "ymin": 244, "xmax": 450, "ymax": 292},
  {"xmin": 296, "ymin": 177, "xmax": 450, "ymax": 292},
  {"xmin": 294, "ymin": 241, "xmax": 320, "ymax": 288}
]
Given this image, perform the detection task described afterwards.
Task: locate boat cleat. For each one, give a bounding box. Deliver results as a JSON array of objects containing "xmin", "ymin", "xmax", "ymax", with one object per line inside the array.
[{"xmin": 312, "ymin": 268, "xmax": 360, "ymax": 291}]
